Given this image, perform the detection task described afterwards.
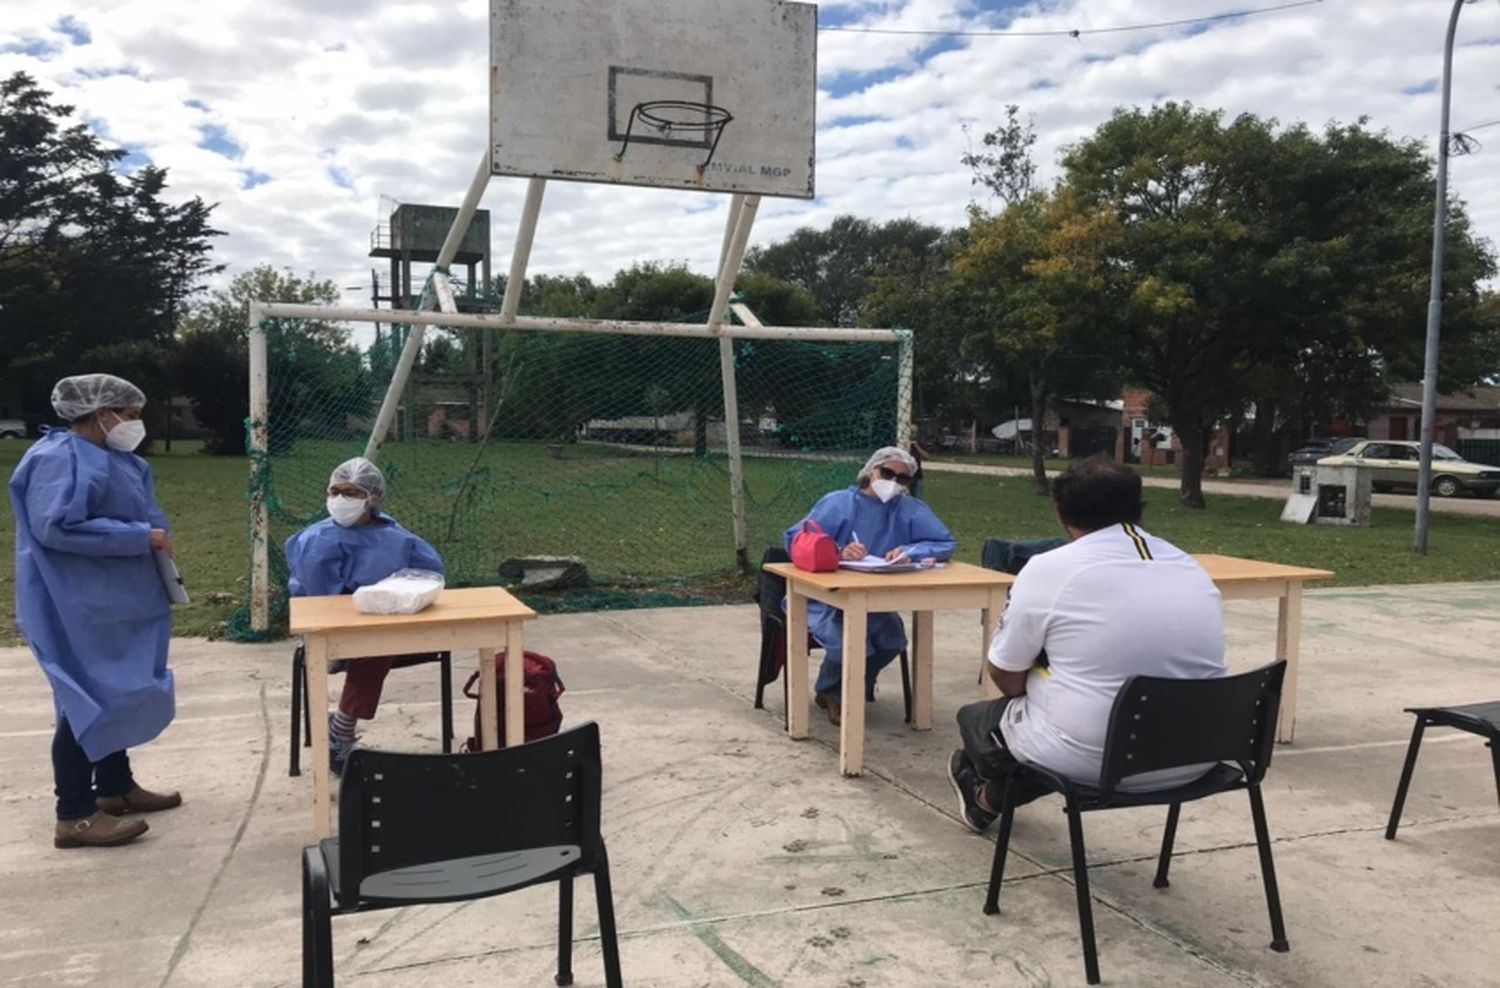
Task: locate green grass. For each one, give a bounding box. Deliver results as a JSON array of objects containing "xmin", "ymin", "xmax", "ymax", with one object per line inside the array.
[
  {"xmin": 937, "ymin": 452, "xmax": 1195, "ymax": 478},
  {"xmin": 3, "ymin": 437, "xmax": 1497, "ymax": 646}
]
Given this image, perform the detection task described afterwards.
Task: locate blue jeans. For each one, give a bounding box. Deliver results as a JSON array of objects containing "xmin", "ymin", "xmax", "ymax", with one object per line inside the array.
[
  {"xmin": 52, "ymin": 718, "xmax": 134, "ymax": 821},
  {"xmin": 815, "ymin": 647, "xmax": 903, "ymax": 696}
]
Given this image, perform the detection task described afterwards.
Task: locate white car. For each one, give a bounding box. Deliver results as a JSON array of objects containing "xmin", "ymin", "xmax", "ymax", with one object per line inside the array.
[{"xmin": 0, "ymin": 419, "xmax": 25, "ymax": 439}]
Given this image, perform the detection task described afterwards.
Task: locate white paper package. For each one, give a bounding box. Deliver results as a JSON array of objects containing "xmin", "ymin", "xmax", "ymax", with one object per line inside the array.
[{"xmin": 352, "ymin": 569, "xmax": 445, "ymax": 615}]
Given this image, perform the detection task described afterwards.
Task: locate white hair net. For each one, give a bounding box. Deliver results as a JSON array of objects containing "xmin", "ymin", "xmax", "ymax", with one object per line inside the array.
[
  {"xmin": 858, "ymin": 445, "xmax": 918, "ymax": 483},
  {"xmin": 51, "ymin": 374, "xmax": 147, "ymax": 422},
  {"xmin": 330, "ymin": 457, "xmax": 386, "ymax": 506}
]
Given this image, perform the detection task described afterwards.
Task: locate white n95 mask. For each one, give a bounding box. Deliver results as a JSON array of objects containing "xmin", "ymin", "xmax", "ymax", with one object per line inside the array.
[
  {"xmin": 326, "ymin": 495, "xmax": 368, "ymax": 527},
  {"xmin": 871, "ymin": 478, "xmax": 903, "ymax": 503},
  {"xmin": 105, "ymin": 418, "xmax": 147, "ymax": 453}
]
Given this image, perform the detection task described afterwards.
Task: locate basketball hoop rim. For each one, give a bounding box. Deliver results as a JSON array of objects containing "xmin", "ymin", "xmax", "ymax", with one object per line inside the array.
[{"xmin": 635, "ymin": 99, "xmax": 734, "ymax": 130}]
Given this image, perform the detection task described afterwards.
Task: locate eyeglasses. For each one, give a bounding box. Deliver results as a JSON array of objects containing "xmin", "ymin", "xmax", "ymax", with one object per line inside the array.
[{"xmin": 876, "ymin": 466, "xmax": 913, "ymax": 485}]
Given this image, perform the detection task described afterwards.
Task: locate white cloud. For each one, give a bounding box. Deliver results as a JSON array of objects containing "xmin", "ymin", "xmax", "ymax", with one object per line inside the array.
[{"xmin": 2, "ymin": 0, "xmax": 1497, "ymax": 320}]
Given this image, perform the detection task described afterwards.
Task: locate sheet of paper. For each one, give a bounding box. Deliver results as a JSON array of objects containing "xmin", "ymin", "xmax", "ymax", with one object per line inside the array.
[
  {"xmin": 837, "ymin": 557, "xmax": 941, "ymax": 573},
  {"xmin": 154, "ymin": 548, "xmax": 190, "ymax": 604}
]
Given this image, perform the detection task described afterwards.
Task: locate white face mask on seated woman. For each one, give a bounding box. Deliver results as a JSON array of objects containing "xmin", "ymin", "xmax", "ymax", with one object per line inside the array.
[
  {"xmin": 871, "ymin": 478, "xmax": 903, "ymax": 502},
  {"xmin": 326, "ymin": 495, "xmax": 369, "ymax": 527}
]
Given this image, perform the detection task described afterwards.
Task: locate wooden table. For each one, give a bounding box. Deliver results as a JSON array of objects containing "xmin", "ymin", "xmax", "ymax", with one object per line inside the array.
[
  {"xmin": 765, "ymin": 561, "xmax": 1014, "ymax": 776},
  {"xmin": 289, "ymin": 587, "xmax": 536, "ymax": 836},
  {"xmin": 1192, "ymin": 554, "xmax": 1333, "ymax": 743}
]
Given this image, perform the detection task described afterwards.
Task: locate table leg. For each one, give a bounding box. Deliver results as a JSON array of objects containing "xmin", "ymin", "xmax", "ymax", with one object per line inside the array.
[
  {"xmin": 786, "ymin": 588, "xmax": 811, "ymax": 740},
  {"xmin": 478, "ymin": 646, "xmax": 499, "ymax": 750},
  {"xmin": 980, "ymin": 586, "xmax": 1005, "ymax": 700},
  {"xmin": 912, "ymin": 610, "xmax": 934, "ymax": 730},
  {"xmin": 1275, "ymin": 582, "xmax": 1303, "ymax": 744},
  {"xmin": 840, "ymin": 592, "xmax": 868, "ymax": 777},
  {"xmin": 306, "ymin": 635, "xmax": 333, "ymax": 838},
  {"xmin": 505, "ymin": 622, "xmax": 525, "ymax": 748}
]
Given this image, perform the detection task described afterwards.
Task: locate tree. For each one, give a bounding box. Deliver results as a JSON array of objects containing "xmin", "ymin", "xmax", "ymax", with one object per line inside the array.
[
  {"xmin": 1049, "ymin": 104, "xmax": 1498, "ymax": 504},
  {"xmin": 743, "ymin": 215, "xmax": 946, "ymax": 326},
  {"xmin": 177, "ymin": 266, "xmax": 358, "ymax": 454},
  {"xmin": 0, "ymin": 72, "xmax": 223, "ymax": 420}
]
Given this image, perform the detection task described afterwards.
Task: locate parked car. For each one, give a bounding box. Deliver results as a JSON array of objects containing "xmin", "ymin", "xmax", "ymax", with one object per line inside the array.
[
  {"xmin": 1289, "ymin": 436, "xmax": 1363, "ymax": 467},
  {"xmin": 1317, "ymin": 439, "xmax": 1500, "ymax": 497},
  {"xmin": 0, "ymin": 419, "xmax": 26, "ymax": 439}
]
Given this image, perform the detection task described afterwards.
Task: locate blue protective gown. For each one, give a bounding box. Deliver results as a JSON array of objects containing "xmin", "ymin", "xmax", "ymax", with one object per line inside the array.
[
  {"xmin": 10, "ymin": 431, "xmax": 175, "ymax": 762},
  {"xmin": 284, "ymin": 515, "xmax": 444, "ymax": 597},
  {"xmin": 784, "ymin": 487, "xmax": 957, "ymax": 658}
]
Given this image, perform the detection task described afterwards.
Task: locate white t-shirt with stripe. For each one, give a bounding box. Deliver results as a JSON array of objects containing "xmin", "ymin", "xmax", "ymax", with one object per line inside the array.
[{"xmin": 987, "ymin": 523, "xmax": 1228, "ymax": 792}]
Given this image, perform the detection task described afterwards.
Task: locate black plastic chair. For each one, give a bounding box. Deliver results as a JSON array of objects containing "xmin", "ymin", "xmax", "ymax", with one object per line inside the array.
[
  {"xmin": 289, "ymin": 646, "xmax": 455, "ymax": 777},
  {"xmin": 982, "ymin": 661, "xmax": 1290, "ymax": 985},
  {"xmin": 1385, "ymin": 701, "xmax": 1500, "ymax": 840},
  {"xmin": 302, "ymin": 723, "xmax": 622, "ymax": 987},
  {"xmin": 753, "ymin": 546, "xmax": 911, "ymax": 724},
  {"xmin": 980, "ymin": 537, "xmax": 1067, "ymax": 576}
]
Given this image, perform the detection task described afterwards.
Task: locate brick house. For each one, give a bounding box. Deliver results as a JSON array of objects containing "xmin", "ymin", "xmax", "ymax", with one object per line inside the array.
[{"xmin": 1113, "ymin": 389, "xmax": 1232, "ymax": 471}]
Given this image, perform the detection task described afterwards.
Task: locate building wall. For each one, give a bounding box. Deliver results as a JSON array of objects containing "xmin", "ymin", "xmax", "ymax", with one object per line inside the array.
[{"xmin": 1113, "ymin": 388, "xmax": 1230, "ymax": 470}]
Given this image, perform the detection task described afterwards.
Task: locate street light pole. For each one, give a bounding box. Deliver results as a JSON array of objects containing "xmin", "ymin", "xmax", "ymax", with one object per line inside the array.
[{"xmin": 1414, "ymin": 0, "xmax": 1474, "ymax": 555}]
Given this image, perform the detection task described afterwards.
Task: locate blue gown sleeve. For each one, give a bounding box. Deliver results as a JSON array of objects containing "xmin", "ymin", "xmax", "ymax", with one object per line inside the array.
[
  {"xmin": 23, "ymin": 445, "xmax": 151, "ymax": 556},
  {"xmin": 784, "ymin": 491, "xmax": 853, "ymax": 551},
  {"xmin": 407, "ymin": 534, "xmax": 445, "ymax": 575},
  {"xmin": 896, "ymin": 499, "xmax": 957, "ymax": 561},
  {"xmin": 284, "ymin": 528, "xmax": 346, "ymax": 597},
  {"xmin": 142, "ymin": 462, "xmax": 170, "ymax": 532}
]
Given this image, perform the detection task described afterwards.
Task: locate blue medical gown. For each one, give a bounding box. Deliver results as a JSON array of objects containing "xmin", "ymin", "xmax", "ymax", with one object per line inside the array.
[
  {"xmin": 284, "ymin": 515, "xmax": 444, "ymax": 597},
  {"xmin": 10, "ymin": 431, "xmax": 174, "ymax": 762},
  {"xmin": 783, "ymin": 487, "xmax": 957, "ymax": 655}
]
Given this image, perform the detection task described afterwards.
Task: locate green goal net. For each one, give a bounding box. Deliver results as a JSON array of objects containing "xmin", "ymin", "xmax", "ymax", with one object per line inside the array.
[{"xmin": 231, "ymin": 299, "xmax": 908, "ymax": 640}]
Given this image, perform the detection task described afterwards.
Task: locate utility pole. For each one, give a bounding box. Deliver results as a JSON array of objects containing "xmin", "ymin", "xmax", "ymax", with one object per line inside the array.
[{"xmin": 1414, "ymin": 0, "xmax": 1476, "ymax": 554}]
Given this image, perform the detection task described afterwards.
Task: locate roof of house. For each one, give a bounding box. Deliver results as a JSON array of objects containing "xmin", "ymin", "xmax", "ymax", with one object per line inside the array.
[{"xmin": 1389, "ymin": 382, "xmax": 1500, "ymax": 411}]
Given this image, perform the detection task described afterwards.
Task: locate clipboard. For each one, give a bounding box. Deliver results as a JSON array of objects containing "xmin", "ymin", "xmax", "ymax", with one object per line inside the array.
[{"xmin": 154, "ymin": 548, "xmax": 190, "ymax": 604}]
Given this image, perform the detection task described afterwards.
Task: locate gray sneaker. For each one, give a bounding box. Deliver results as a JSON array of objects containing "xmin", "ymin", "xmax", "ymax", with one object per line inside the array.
[{"xmin": 329, "ymin": 714, "xmax": 360, "ymax": 777}]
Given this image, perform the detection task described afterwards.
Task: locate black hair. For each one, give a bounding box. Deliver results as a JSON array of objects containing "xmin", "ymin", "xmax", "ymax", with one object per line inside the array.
[{"xmin": 1051, "ymin": 455, "xmax": 1144, "ymax": 532}]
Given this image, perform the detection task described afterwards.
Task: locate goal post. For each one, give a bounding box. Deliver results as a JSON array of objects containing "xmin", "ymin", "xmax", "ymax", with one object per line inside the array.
[{"xmin": 244, "ymin": 303, "xmax": 912, "ymax": 633}]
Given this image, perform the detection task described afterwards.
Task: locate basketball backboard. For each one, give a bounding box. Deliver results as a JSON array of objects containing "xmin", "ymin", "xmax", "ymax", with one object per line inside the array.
[{"xmin": 490, "ymin": 0, "xmax": 816, "ymax": 199}]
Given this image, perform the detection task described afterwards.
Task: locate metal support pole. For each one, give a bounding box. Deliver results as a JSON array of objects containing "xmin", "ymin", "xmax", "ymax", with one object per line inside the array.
[
  {"xmin": 499, "ymin": 178, "xmax": 547, "ymax": 322},
  {"xmin": 710, "ymin": 195, "xmax": 760, "ymax": 571},
  {"xmin": 365, "ymin": 150, "xmax": 492, "ymax": 460},
  {"xmin": 896, "ymin": 329, "xmax": 915, "ymax": 448},
  {"xmin": 1415, "ymin": 0, "xmax": 1468, "ymax": 556},
  {"xmin": 248, "ymin": 301, "xmax": 271, "ymax": 632}
]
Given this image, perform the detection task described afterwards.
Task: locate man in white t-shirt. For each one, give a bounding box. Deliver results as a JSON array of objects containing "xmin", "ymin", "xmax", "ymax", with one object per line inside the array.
[{"xmin": 948, "ymin": 457, "xmax": 1227, "ymax": 832}]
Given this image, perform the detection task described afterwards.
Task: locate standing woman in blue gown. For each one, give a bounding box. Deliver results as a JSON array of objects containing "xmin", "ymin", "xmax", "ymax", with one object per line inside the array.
[
  {"xmin": 10, "ymin": 374, "xmax": 182, "ymax": 849},
  {"xmin": 785, "ymin": 446, "xmax": 957, "ymax": 724}
]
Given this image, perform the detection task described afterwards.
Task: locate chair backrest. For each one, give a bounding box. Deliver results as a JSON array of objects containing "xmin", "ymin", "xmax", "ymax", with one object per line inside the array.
[
  {"xmin": 1098, "ymin": 661, "xmax": 1286, "ymax": 799},
  {"xmin": 338, "ymin": 722, "xmax": 603, "ymax": 904},
  {"xmin": 755, "ymin": 546, "xmax": 791, "ymax": 625},
  {"xmin": 980, "ymin": 537, "xmax": 1068, "ymax": 576}
]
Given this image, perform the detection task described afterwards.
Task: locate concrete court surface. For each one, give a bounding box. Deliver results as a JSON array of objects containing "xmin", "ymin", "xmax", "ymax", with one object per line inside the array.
[{"xmin": 1, "ymin": 583, "xmax": 1498, "ymax": 988}]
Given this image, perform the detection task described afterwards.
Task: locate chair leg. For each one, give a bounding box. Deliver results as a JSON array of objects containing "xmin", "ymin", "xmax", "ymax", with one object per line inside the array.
[
  {"xmin": 593, "ymin": 845, "xmax": 624, "ymax": 988},
  {"xmin": 899, "ymin": 649, "xmax": 913, "ymax": 725},
  {"xmin": 439, "ymin": 652, "xmax": 454, "ymax": 754},
  {"xmin": 1385, "ymin": 717, "xmax": 1427, "ymax": 840},
  {"xmin": 302, "ymin": 846, "xmax": 334, "ymax": 988},
  {"xmin": 1247, "ymin": 784, "xmax": 1290, "ymax": 953},
  {"xmin": 556, "ymin": 875, "xmax": 575, "ymax": 987},
  {"xmin": 290, "ymin": 647, "xmax": 305, "ymax": 778},
  {"xmin": 1153, "ymin": 803, "xmax": 1182, "ymax": 888},
  {"xmin": 1065, "ymin": 797, "xmax": 1101, "ymax": 986},
  {"xmin": 983, "ymin": 775, "xmax": 1016, "ymax": 915},
  {"xmin": 303, "ymin": 652, "xmax": 313, "ymax": 746},
  {"xmin": 1491, "ymin": 739, "xmax": 1500, "ymax": 813}
]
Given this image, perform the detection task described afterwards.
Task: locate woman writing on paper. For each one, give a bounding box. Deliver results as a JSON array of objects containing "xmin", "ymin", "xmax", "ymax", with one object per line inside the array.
[
  {"xmin": 784, "ymin": 446, "xmax": 956, "ymax": 725},
  {"xmin": 10, "ymin": 374, "xmax": 182, "ymax": 849}
]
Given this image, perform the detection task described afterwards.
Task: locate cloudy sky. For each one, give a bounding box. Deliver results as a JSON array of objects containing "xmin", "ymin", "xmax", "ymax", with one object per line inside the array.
[{"xmin": 4, "ymin": 0, "xmax": 1499, "ymax": 312}]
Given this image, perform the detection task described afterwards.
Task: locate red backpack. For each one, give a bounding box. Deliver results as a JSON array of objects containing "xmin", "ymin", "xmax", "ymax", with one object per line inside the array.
[{"xmin": 462, "ymin": 650, "xmax": 565, "ymax": 750}]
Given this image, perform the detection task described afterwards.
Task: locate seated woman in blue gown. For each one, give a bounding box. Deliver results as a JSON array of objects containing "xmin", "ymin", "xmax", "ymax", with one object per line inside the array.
[{"xmin": 784, "ymin": 446, "xmax": 957, "ymax": 724}]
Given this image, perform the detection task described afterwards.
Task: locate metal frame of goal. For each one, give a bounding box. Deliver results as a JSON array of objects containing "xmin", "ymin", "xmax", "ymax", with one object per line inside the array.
[{"xmin": 245, "ymin": 164, "xmax": 913, "ymax": 632}]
